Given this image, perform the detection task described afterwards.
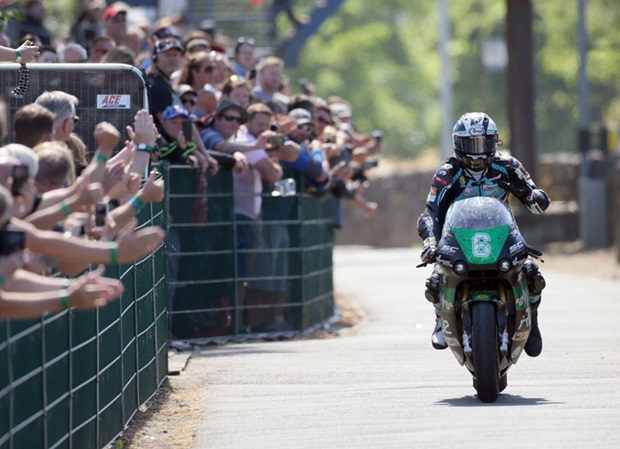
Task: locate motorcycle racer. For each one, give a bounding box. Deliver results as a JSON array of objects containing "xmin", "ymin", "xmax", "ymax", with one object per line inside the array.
[{"xmin": 417, "ymin": 112, "xmax": 550, "ymax": 357}]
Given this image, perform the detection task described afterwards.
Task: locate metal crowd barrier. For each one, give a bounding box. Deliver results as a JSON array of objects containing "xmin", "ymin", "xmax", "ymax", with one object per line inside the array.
[
  {"xmin": 0, "ymin": 64, "xmax": 167, "ymax": 449},
  {"xmin": 0, "ymin": 64, "xmax": 337, "ymax": 448},
  {"xmin": 165, "ymin": 164, "xmax": 335, "ymax": 342}
]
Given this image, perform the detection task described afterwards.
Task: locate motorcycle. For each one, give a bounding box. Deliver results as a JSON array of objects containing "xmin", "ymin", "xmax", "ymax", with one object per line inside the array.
[{"xmin": 419, "ymin": 196, "xmax": 543, "ymax": 402}]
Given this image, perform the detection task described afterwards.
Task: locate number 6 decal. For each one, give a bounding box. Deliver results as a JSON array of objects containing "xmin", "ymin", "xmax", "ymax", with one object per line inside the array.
[{"xmin": 472, "ymin": 232, "xmax": 491, "ymax": 258}]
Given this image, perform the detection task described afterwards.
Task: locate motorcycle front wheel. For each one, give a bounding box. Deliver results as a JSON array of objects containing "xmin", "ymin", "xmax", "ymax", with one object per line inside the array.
[{"xmin": 472, "ymin": 301, "xmax": 500, "ymax": 402}]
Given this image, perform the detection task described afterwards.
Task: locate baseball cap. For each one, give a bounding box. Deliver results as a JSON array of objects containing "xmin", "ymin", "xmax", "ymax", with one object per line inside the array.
[
  {"xmin": 288, "ymin": 108, "xmax": 313, "ymax": 125},
  {"xmin": 329, "ymin": 103, "xmax": 352, "ymax": 119},
  {"xmin": 102, "ymin": 2, "xmax": 129, "ymax": 22},
  {"xmin": 162, "ymin": 105, "xmax": 190, "ymax": 121},
  {"xmin": 185, "ymin": 38, "xmax": 211, "ymax": 53},
  {"xmin": 153, "ymin": 38, "xmax": 184, "ymax": 56},
  {"xmin": 176, "ymin": 84, "xmax": 197, "ymax": 97},
  {"xmin": 215, "ymin": 99, "xmax": 248, "ymax": 124}
]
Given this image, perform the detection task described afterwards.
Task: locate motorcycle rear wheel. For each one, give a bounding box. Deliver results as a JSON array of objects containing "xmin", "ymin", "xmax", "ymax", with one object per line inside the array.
[{"xmin": 472, "ymin": 302, "xmax": 500, "ymax": 402}]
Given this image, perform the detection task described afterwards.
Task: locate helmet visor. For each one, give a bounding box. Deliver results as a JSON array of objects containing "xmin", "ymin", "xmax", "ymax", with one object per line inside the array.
[{"xmin": 459, "ymin": 135, "xmax": 496, "ymax": 154}]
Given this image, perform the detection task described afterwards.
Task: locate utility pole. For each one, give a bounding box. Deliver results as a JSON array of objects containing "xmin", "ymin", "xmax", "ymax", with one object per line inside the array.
[
  {"xmin": 506, "ymin": 0, "xmax": 536, "ymax": 178},
  {"xmin": 438, "ymin": 0, "xmax": 453, "ymax": 161}
]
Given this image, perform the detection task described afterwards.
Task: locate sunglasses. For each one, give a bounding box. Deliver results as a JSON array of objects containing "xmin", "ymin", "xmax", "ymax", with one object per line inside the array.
[
  {"xmin": 316, "ymin": 116, "xmax": 332, "ymax": 125},
  {"xmin": 237, "ymin": 37, "xmax": 256, "ymax": 47},
  {"xmin": 220, "ymin": 113, "xmax": 243, "ymax": 123},
  {"xmin": 197, "ymin": 65, "xmax": 215, "ymax": 72},
  {"xmin": 66, "ymin": 115, "xmax": 79, "ymax": 124},
  {"xmin": 182, "ymin": 98, "xmax": 197, "ymax": 106},
  {"xmin": 297, "ymin": 124, "xmax": 314, "ymax": 132}
]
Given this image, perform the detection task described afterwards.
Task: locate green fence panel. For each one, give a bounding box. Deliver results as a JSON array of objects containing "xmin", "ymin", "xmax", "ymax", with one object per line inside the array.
[
  {"xmin": 167, "ymin": 163, "xmax": 335, "ymax": 341},
  {"xmin": 0, "ymin": 64, "xmax": 167, "ymax": 449}
]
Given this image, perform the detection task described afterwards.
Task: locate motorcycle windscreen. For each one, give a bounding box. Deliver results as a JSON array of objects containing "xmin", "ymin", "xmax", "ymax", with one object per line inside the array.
[{"xmin": 445, "ymin": 197, "xmax": 513, "ymax": 264}]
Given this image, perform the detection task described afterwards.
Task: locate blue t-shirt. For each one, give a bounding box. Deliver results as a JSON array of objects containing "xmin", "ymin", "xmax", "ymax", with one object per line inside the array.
[{"xmin": 201, "ymin": 127, "xmax": 226, "ymax": 150}]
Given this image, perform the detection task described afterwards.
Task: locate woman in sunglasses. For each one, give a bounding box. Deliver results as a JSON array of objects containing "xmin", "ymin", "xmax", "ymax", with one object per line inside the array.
[{"xmin": 174, "ymin": 51, "xmax": 218, "ymax": 119}]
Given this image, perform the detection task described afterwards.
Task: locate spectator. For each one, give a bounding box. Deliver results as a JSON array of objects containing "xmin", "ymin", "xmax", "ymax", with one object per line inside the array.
[
  {"xmin": 200, "ymin": 99, "xmax": 269, "ymax": 156},
  {"xmin": 69, "ymin": 0, "xmax": 105, "ymax": 50},
  {"xmin": 146, "ymin": 37, "xmax": 184, "ymax": 126},
  {"xmin": 232, "ymin": 36, "xmax": 257, "ymax": 78},
  {"xmin": 154, "ymin": 104, "xmax": 213, "ymax": 170},
  {"xmin": 251, "ymin": 56, "xmax": 288, "ymax": 105},
  {"xmin": 173, "ymin": 51, "xmax": 217, "ymax": 118},
  {"xmin": 233, "ymin": 103, "xmax": 285, "ymax": 329},
  {"xmin": 282, "ymin": 108, "xmax": 329, "ymax": 193},
  {"xmin": 34, "ymin": 91, "xmax": 88, "ymax": 176},
  {"xmin": 211, "ymin": 50, "xmax": 234, "ymax": 92},
  {"xmin": 175, "ymin": 84, "xmax": 198, "ymax": 117},
  {"xmin": 125, "ymin": 27, "xmax": 146, "ymax": 57},
  {"xmin": 101, "ymin": 45, "xmax": 136, "ymax": 65},
  {"xmin": 58, "ymin": 43, "xmax": 88, "ymax": 63},
  {"xmin": 34, "ymin": 91, "xmax": 79, "ymax": 144},
  {"xmin": 12, "ymin": 104, "xmax": 54, "ymax": 149},
  {"xmin": 13, "ymin": 0, "xmax": 52, "ymax": 46},
  {"xmin": 88, "ymin": 35, "xmax": 116, "ymax": 62},
  {"xmin": 102, "ymin": 1, "xmax": 129, "ymax": 46},
  {"xmin": 32, "ymin": 141, "xmax": 75, "ymax": 193},
  {"xmin": 221, "ymin": 75, "xmax": 251, "ymax": 110}
]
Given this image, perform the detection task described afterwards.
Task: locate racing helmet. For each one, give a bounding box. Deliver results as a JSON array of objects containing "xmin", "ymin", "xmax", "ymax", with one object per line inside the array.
[{"xmin": 452, "ymin": 112, "xmax": 499, "ymax": 170}]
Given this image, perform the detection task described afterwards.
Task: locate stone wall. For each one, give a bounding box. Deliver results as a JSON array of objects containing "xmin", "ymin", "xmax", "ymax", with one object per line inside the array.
[{"xmin": 334, "ymin": 153, "xmax": 590, "ymax": 248}]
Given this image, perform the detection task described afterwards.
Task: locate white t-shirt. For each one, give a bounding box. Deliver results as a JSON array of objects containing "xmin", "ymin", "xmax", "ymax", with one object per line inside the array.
[{"xmin": 233, "ymin": 126, "xmax": 270, "ymax": 219}]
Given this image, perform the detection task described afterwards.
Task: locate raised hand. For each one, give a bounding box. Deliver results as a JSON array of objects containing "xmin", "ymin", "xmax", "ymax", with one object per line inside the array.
[{"xmin": 500, "ymin": 164, "xmax": 532, "ymax": 199}]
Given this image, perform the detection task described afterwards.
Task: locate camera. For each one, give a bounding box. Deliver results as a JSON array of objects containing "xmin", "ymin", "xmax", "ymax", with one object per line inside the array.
[
  {"xmin": 0, "ymin": 227, "xmax": 26, "ymax": 256},
  {"xmin": 362, "ymin": 159, "xmax": 379, "ymax": 170},
  {"xmin": 371, "ymin": 130, "xmax": 383, "ymax": 142},
  {"xmin": 269, "ymin": 135, "xmax": 284, "ymax": 148},
  {"xmin": 95, "ymin": 202, "xmax": 109, "ymax": 227},
  {"xmin": 351, "ymin": 159, "xmax": 379, "ymax": 182},
  {"xmin": 182, "ymin": 120, "xmax": 193, "ymax": 141},
  {"xmin": 11, "ymin": 164, "xmax": 29, "ymax": 196}
]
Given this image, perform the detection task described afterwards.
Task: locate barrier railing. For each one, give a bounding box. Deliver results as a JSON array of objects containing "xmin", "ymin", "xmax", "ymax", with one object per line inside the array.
[
  {"xmin": 0, "ymin": 64, "xmax": 336, "ymax": 448},
  {"xmin": 166, "ymin": 164, "xmax": 335, "ymax": 342},
  {"xmin": 0, "ymin": 64, "xmax": 167, "ymax": 449}
]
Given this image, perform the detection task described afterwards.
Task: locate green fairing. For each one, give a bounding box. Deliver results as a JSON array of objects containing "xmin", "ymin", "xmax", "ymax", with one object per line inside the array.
[
  {"xmin": 453, "ymin": 224, "xmax": 511, "ymax": 264},
  {"xmin": 441, "ymin": 287, "xmax": 457, "ymax": 311},
  {"xmin": 512, "ymin": 281, "xmax": 529, "ymax": 311}
]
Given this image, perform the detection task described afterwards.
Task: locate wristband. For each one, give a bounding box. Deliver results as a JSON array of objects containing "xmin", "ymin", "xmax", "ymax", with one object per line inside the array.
[
  {"xmin": 137, "ymin": 143, "xmax": 154, "ymax": 153},
  {"xmin": 0, "ymin": 274, "xmax": 5, "ymax": 286},
  {"xmin": 59, "ymin": 289, "xmax": 70, "ymax": 310},
  {"xmin": 109, "ymin": 243, "xmax": 118, "ymax": 264},
  {"xmin": 15, "ymin": 49, "xmax": 22, "ymax": 64},
  {"xmin": 94, "ymin": 151, "xmax": 109, "ymax": 163},
  {"xmin": 60, "ymin": 200, "xmax": 71, "ymax": 217},
  {"xmin": 129, "ymin": 195, "xmax": 145, "ymax": 212}
]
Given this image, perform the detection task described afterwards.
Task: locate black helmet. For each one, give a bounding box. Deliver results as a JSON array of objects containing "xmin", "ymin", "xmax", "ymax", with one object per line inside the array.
[{"xmin": 452, "ymin": 112, "xmax": 498, "ymax": 170}]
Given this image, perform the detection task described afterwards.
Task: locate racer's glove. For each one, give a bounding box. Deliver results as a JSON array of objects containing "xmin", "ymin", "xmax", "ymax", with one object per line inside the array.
[
  {"xmin": 420, "ymin": 237, "xmax": 437, "ymax": 263},
  {"xmin": 500, "ymin": 165, "xmax": 532, "ymax": 199}
]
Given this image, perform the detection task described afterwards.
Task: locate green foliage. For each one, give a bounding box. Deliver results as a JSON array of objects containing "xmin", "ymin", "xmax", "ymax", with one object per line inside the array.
[{"xmin": 287, "ymin": 0, "xmax": 620, "ymax": 157}]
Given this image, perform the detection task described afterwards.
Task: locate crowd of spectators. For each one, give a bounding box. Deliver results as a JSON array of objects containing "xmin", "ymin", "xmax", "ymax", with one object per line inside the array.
[{"xmin": 0, "ymin": 0, "xmax": 382, "ymax": 335}]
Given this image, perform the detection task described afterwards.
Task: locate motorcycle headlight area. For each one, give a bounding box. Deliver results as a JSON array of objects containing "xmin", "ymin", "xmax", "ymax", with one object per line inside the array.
[
  {"xmin": 453, "ymin": 260, "xmax": 468, "ymax": 275},
  {"xmin": 498, "ymin": 258, "xmax": 512, "ymax": 273}
]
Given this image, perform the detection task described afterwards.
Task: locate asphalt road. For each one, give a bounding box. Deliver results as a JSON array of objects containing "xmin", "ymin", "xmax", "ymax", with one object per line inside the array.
[{"xmin": 191, "ymin": 247, "xmax": 620, "ymax": 449}]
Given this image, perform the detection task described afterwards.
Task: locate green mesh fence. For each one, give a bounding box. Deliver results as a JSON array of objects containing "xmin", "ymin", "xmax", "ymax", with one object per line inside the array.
[
  {"xmin": 0, "ymin": 202, "xmax": 166, "ymax": 449},
  {"xmin": 0, "ymin": 65, "xmax": 167, "ymax": 449},
  {"xmin": 166, "ymin": 164, "xmax": 335, "ymax": 341}
]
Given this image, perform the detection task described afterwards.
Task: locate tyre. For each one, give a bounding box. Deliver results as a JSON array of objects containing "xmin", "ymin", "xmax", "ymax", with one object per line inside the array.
[{"xmin": 472, "ymin": 302, "xmax": 500, "ymax": 402}]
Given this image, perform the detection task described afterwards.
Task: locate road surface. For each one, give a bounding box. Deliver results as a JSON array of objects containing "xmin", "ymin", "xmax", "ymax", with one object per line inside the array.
[{"xmin": 189, "ymin": 247, "xmax": 620, "ymax": 449}]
